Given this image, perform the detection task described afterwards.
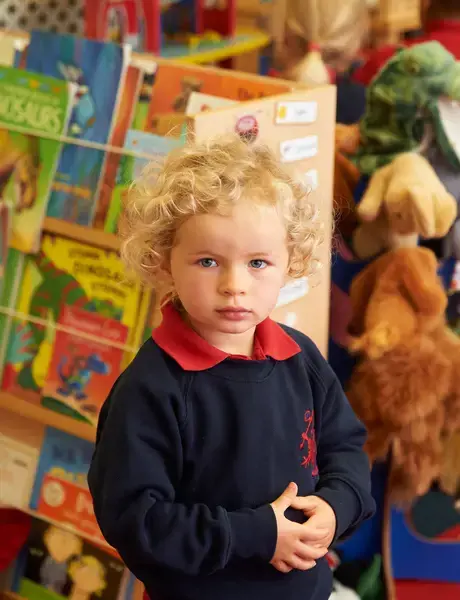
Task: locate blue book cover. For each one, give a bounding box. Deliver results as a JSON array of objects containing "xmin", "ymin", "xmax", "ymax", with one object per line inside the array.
[
  {"xmin": 29, "ymin": 426, "xmax": 94, "ymax": 511},
  {"xmin": 25, "ymin": 31, "xmax": 130, "ymax": 226}
]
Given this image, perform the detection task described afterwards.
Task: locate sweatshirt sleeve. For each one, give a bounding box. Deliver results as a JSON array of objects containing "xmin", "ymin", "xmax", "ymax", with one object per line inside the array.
[
  {"xmin": 88, "ymin": 365, "xmax": 277, "ymax": 578},
  {"xmin": 313, "ymin": 375, "xmax": 376, "ymax": 541}
]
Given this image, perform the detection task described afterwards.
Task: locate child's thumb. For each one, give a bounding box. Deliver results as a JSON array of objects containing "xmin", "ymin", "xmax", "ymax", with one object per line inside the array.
[{"xmin": 275, "ymin": 482, "xmax": 298, "ymax": 512}]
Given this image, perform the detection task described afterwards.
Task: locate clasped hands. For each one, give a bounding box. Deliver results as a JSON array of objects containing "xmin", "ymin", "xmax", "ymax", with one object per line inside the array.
[{"xmin": 269, "ymin": 482, "xmax": 336, "ymax": 574}]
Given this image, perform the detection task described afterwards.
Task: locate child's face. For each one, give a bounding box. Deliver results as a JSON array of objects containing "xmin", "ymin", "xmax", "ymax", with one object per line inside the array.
[
  {"xmin": 45, "ymin": 528, "xmax": 81, "ymax": 563},
  {"xmin": 169, "ymin": 202, "xmax": 289, "ymax": 350}
]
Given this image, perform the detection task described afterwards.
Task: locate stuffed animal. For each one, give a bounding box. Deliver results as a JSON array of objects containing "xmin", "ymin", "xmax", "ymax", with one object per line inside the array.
[
  {"xmin": 439, "ymin": 430, "xmax": 460, "ymax": 509},
  {"xmin": 352, "ymin": 153, "xmax": 457, "ymax": 260},
  {"xmin": 345, "ymin": 152, "xmax": 460, "ymax": 502}
]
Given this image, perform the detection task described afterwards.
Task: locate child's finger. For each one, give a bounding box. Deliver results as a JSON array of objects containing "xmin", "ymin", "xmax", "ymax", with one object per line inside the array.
[
  {"xmin": 290, "ymin": 496, "xmax": 320, "ymax": 513},
  {"xmin": 300, "ymin": 520, "xmax": 330, "ymax": 540},
  {"xmin": 272, "ymin": 560, "xmax": 293, "ymax": 574},
  {"xmin": 286, "ymin": 555, "xmax": 316, "ymax": 571},
  {"xmin": 295, "ymin": 542, "xmax": 328, "ymax": 561},
  {"xmin": 301, "ymin": 521, "xmax": 331, "ymax": 544}
]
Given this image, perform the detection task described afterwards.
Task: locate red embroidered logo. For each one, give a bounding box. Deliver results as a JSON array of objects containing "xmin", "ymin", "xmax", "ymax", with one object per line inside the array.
[{"xmin": 300, "ymin": 410, "xmax": 318, "ymax": 476}]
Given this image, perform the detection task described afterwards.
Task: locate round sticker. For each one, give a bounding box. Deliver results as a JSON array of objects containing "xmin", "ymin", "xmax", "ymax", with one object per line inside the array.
[{"xmin": 235, "ymin": 115, "xmax": 259, "ymax": 143}]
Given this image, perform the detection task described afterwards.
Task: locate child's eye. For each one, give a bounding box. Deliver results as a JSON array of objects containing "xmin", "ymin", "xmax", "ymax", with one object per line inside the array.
[
  {"xmin": 249, "ymin": 259, "xmax": 268, "ymax": 269},
  {"xmin": 198, "ymin": 258, "xmax": 217, "ymax": 268}
]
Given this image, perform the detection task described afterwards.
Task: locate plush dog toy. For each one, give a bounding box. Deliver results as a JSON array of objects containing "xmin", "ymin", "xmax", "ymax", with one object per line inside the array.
[
  {"xmin": 345, "ymin": 152, "xmax": 460, "ymax": 503},
  {"xmin": 352, "ymin": 152, "xmax": 457, "ymax": 260}
]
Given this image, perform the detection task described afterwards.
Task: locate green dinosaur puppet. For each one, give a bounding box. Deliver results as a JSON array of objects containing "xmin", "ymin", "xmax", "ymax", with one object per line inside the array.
[{"xmin": 354, "ymin": 41, "xmax": 460, "ymax": 175}]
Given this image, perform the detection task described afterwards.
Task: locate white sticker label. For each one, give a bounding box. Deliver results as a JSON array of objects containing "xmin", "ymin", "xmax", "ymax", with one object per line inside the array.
[
  {"xmin": 280, "ymin": 136, "xmax": 318, "ymax": 163},
  {"xmin": 304, "ymin": 169, "xmax": 319, "ymax": 191},
  {"xmin": 276, "ymin": 101, "xmax": 318, "ymax": 125},
  {"xmin": 276, "ymin": 277, "xmax": 309, "ymax": 308}
]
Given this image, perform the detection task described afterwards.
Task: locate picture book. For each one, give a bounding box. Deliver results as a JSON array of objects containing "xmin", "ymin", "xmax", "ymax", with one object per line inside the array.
[
  {"xmin": 14, "ymin": 517, "xmax": 126, "ymax": 600},
  {"xmin": 0, "ymin": 433, "xmax": 39, "ymax": 509},
  {"xmin": 0, "ymin": 248, "xmax": 25, "ymax": 384},
  {"xmin": 0, "ymin": 201, "xmax": 11, "ymax": 296},
  {"xmin": 104, "ymin": 129, "xmax": 183, "ymax": 233},
  {"xmin": 25, "ymin": 31, "xmax": 130, "ymax": 226},
  {"xmin": 146, "ymin": 62, "xmax": 293, "ymax": 134},
  {"xmin": 0, "ymin": 66, "xmax": 75, "ymax": 252},
  {"xmin": 93, "ymin": 64, "xmax": 144, "ymax": 230},
  {"xmin": 41, "ymin": 305, "xmax": 128, "ymax": 425},
  {"xmin": 185, "ymin": 91, "xmax": 236, "ymax": 116},
  {"xmin": 29, "ymin": 426, "xmax": 111, "ymax": 547},
  {"xmin": 0, "ymin": 34, "xmax": 17, "ymax": 67},
  {"xmin": 1, "ymin": 234, "xmax": 142, "ymax": 403},
  {"xmin": 131, "ymin": 68, "xmax": 156, "ymax": 131}
]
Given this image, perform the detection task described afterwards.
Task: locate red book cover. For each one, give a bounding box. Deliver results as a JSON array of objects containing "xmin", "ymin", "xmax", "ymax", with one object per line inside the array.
[
  {"xmin": 41, "ymin": 305, "xmax": 128, "ymax": 426},
  {"xmin": 37, "ymin": 472, "xmax": 114, "ymax": 550}
]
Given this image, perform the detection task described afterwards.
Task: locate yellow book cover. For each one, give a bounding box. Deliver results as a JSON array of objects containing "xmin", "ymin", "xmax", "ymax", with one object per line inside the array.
[{"xmin": 2, "ymin": 233, "xmax": 141, "ymax": 405}]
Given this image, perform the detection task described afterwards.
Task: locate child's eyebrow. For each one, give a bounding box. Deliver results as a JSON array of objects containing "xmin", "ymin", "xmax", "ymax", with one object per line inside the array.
[{"xmin": 189, "ymin": 250, "xmax": 276, "ymax": 258}]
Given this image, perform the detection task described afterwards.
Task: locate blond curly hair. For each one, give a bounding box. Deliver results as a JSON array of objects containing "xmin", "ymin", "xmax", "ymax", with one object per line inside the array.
[{"xmin": 120, "ymin": 135, "xmax": 322, "ymax": 297}]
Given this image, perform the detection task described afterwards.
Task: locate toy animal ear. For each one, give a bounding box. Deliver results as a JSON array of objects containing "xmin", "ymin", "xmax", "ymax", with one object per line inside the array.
[
  {"xmin": 407, "ymin": 186, "xmax": 437, "ymax": 238},
  {"xmin": 435, "ymin": 192, "xmax": 458, "ymax": 238},
  {"xmin": 357, "ymin": 163, "xmax": 392, "ymax": 222}
]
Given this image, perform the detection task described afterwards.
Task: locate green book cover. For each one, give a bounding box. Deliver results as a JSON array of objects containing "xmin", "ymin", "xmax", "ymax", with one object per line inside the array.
[
  {"xmin": 0, "ymin": 66, "xmax": 75, "ymax": 253},
  {"xmin": 0, "ymin": 248, "xmax": 26, "ymax": 384}
]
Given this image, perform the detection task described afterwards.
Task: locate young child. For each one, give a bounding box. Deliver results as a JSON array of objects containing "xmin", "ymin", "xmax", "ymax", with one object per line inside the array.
[{"xmin": 88, "ymin": 136, "xmax": 375, "ymax": 600}]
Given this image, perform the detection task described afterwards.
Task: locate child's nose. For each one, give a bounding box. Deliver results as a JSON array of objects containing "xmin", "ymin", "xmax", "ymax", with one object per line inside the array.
[{"xmin": 219, "ymin": 267, "xmax": 249, "ymax": 296}]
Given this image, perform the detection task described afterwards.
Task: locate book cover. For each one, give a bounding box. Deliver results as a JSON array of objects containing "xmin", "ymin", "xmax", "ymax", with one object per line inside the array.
[
  {"xmin": 0, "ymin": 248, "xmax": 25, "ymax": 384},
  {"xmin": 0, "ymin": 66, "xmax": 75, "ymax": 252},
  {"xmin": 0, "ymin": 433, "xmax": 39, "ymax": 509},
  {"xmin": 0, "ymin": 34, "xmax": 17, "ymax": 67},
  {"xmin": 104, "ymin": 129, "xmax": 183, "ymax": 233},
  {"xmin": 0, "ymin": 201, "xmax": 11, "ymax": 296},
  {"xmin": 29, "ymin": 426, "xmax": 112, "ymax": 548},
  {"xmin": 25, "ymin": 31, "xmax": 130, "ymax": 226},
  {"xmin": 16, "ymin": 517, "xmax": 125, "ymax": 600},
  {"xmin": 93, "ymin": 64, "xmax": 144, "ymax": 230},
  {"xmin": 1, "ymin": 234, "xmax": 142, "ymax": 402},
  {"xmin": 185, "ymin": 91, "xmax": 236, "ymax": 116},
  {"xmin": 41, "ymin": 305, "xmax": 128, "ymax": 425},
  {"xmin": 30, "ymin": 427, "xmax": 93, "ymax": 511},
  {"xmin": 146, "ymin": 62, "xmax": 292, "ymax": 134}
]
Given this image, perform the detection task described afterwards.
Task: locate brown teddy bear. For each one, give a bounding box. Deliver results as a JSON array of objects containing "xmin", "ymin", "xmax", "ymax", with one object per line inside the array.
[{"xmin": 345, "ymin": 152, "xmax": 460, "ymax": 503}]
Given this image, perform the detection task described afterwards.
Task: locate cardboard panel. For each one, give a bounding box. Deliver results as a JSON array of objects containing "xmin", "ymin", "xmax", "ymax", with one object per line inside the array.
[{"xmin": 192, "ymin": 86, "xmax": 336, "ymax": 355}]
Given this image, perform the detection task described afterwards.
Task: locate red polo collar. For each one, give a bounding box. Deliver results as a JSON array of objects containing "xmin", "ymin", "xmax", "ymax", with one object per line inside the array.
[{"xmin": 152, "ymin": 302, "xmax": 301, "ymax": 371}]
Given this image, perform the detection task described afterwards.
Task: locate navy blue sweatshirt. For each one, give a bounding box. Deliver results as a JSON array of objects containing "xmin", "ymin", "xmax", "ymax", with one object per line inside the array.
[{"xmin": 88, "ymin": 304, "xmax": 375, "ymax": 600}]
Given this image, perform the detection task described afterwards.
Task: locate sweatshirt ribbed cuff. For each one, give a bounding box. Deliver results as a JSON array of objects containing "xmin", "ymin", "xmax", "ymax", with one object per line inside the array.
[{"xmin": 227, "ymin": 504, "xmax": 277, "ymax": 562}]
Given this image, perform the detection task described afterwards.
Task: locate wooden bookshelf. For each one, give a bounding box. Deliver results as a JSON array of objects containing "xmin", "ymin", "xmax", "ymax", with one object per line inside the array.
[
  {"xmin": 0, "ymin": 393, "xmax": 96, "ymax": 442},
  {"xmin": 43, "ymin": 218, "xmax": 120, "ymax": 252}
]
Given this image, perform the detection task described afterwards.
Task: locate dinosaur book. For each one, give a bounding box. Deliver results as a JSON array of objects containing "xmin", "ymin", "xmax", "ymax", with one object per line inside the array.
[
  {"xmin": 1, "ymin": 233, "xmax": 142, "ymax": 404},
  {"xmin": 25, "ymin": 31, "xmax": 130, "ymax": 226},
  {"xmin": 42, "ymin": 305, "xmax": 128, "ymax": 426},
  {"xmin": 0, "ymin": 66, "xmax": 75, "ymax": 253}
]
